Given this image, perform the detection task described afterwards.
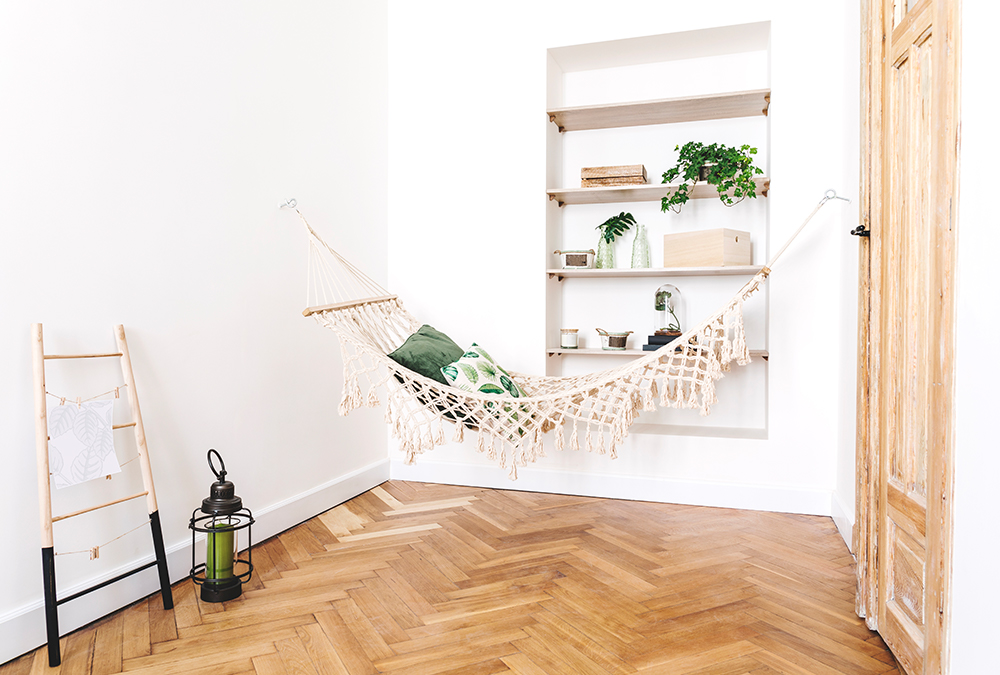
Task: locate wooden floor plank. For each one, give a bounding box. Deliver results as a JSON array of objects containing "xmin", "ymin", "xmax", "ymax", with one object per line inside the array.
[
  {"xmin": 125, "ymin": 658, "xmax": 255, "ymax": 675},
  {"xmin": 391, "ymin": 607, "xmax": 538, "ymax": 656},
  {"xmin": 123, "ymin": 630, "xmax": 291, "ymax": 673},
  {"xmin": 91, "ymin": 613, "xmax": 124, "ymax": 675},
  {"xmin": 359, "ymin": 575, "xmax": 422, "ymax": 630},
  {"xmin": 313, "ymin": 609, "xmax": 376, "ymax": 675},
  {"xmin": 165, "ymin": 614, "xmax": 318, "ymax": 652},
  {"xmin": 278, "ymin": 524, "xmax": 326, "ymax": 564},
  {"xmin": 344, "ymin": 585, "xmax": 411, "ymax": 645},
  {"xmin": 58, "ymin": 630, "xmax": 94, "ymax": 675},
  {"xmin": 374, "ymin": 627, "xmax": 526, "ymax": 673},
  {"xmin": 4, "ymin": 482, "xmax": 897, "ymax": 675},
  {"xmin": 274, "ymin": 636, "xmax": 319, "ymax": 675},
  {"xmin": 121, "ymin": 599, "xmax": 151, "ymax": 660},
  {"xmin": 147, "ymin": 593, "xmax": 178, "ymax": 644},
  {"xmin": 332, "ymin": 597, "xmax": 395, "ymax": 661},
  {"xmin": 500, "ymin": 652, "xmax": 554, "ymax": 675},
  {"xmin": 634, "ymin": 640, "xmax": 761, "ymax": 674},
  {"xmin": 0, "ymin": 652, "xmax": 33, "ymax": 675},
  {"xmin": 294, "ymin": 624, "xmax": 351, "ymax": 675},
  {"xmin": 531, "ymin": 609, "xmax": 635, "ymax": 674},
  {"xmin": 317, "ymin": 505, "xmax": 367, "ymax": 538},
  {"xmin": 251, "ymin": 653, "xmax": 288, "ymax": 675}
]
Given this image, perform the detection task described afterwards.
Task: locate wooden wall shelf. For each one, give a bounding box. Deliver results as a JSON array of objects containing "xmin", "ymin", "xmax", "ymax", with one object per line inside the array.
[
  {"xmin": 547, "ymin": 89, "xmax": 770, "ymax": 132},
  {"xmin": 547, "ymin": 266, "xmax": 763, "ymax": 281},
  {"xmin": 547, "ymin": 177, "xmax": 769, "ymax": 206}
]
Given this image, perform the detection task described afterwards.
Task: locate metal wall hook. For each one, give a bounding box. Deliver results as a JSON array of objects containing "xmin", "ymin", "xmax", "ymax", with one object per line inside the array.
[
  {"xmin": 279, "ymin": 198, "xmax": 297, "ymax": 210},
  {"xmin": 824, "ymin": 189, "xmax": 851, "ymax": 203}
]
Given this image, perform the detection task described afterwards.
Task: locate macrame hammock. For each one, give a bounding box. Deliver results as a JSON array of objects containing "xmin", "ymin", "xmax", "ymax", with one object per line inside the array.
[{"xmin": 288, "ymin": 191, "xmax": 845, "ymax": 479}]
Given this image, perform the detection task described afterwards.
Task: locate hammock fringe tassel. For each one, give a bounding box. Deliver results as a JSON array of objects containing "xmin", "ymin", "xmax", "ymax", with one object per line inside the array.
[
  {"xmin": 290, "ymin": 190, "xmax": 849, "ymax": 479},
  {"xmin": 309, "ymin": 271, "xmax": 765, "ymax": 479}
]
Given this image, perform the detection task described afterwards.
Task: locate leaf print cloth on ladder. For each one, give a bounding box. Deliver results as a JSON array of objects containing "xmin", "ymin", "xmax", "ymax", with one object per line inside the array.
[{"xmin": 47, "ymin": 400, "xmax": 120, "ymax": 489}]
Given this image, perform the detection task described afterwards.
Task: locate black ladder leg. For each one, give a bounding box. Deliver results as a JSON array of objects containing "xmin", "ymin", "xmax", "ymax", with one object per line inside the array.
[
  {"xmin": 41, "ymin": 547, "xmax": 60, "ymax": 667},
  {"xmin": 148, "ymin": 510, "xmax": 173, "ymax": 610}
]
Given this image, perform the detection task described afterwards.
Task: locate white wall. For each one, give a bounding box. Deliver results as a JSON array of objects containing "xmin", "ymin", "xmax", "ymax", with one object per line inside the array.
[
  {"xmin": 387, "ymin": 1, "xmax": 860, "ymax": 524},
  {"xmin": 0, "ymin": 0, "xmax": 990, "ymax": 668},
  {"xmin": 949, "ymin": 3, "xmax": 998, "ymax": 671},
  {"xmin": 0, "ymin": 1, "xmax": 389, "ymax": 662}
]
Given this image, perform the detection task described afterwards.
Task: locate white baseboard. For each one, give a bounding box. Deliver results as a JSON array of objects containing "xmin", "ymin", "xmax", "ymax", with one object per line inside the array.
[
  {"xmin": 0, "ymin": 458, "xmax": 388, "ymax": 666},
  {"xmin": 831, "ymin": 490, "xmax": 855, "ymax": 553},
  {"xmin": 390, "ymin": 459, "xmax": 834, "ymax": 516}
]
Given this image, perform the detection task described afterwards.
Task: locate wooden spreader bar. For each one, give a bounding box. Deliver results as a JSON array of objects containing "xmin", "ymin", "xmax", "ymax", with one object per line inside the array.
[
  {"xmin": 302, "ymin": 294, "xmax": 398, "ymax": 317},
  {"xmin": 51, "ymin": 491, "xmax": 148, "ymax": 523}
]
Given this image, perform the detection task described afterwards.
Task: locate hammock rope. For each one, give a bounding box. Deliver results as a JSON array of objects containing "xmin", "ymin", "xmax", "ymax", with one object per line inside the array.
[{"xmin": 287, "ymin": 191, "xmax": 846, "ymax": 478}]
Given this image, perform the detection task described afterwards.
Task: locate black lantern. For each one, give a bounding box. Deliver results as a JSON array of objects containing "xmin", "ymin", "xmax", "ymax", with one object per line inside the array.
[{"xmin": 189, "ymin": 449, "xmax": 254, "ymax": 602}]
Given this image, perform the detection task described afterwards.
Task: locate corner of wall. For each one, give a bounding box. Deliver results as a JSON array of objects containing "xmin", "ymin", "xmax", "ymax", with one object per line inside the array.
[{"xmin": 830, "ymin": 489, "xmax": 855, "ymax": 553}]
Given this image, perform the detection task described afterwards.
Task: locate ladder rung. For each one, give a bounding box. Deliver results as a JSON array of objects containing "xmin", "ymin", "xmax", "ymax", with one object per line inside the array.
[
  {"xmin": 52, "ymin": 491, "xmax": 148, "ymax": 523},
  {"xmin": 112, "ymin": 422, "xmax": 137, "ymax": 430},
  {"xmin": 44, "ymin": 352, "xmax": 123, "ymax": 360}
]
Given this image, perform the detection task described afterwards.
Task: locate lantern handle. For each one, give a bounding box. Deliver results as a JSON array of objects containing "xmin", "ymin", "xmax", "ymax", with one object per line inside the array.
[{"xmin": 207, "ymin": 448, "xmax": 226, "ymax": 482}]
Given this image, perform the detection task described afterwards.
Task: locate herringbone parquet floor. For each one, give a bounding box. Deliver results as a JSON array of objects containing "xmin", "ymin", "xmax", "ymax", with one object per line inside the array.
[{"xmin": 1, "ymin": 481, "xmax": 899, "ymax": 674}]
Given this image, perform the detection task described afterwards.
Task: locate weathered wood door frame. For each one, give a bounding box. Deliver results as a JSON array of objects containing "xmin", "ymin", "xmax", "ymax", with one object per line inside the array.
[{"xmin": 855, "ymin": 0, "xmax": 959, "ymax": 673}]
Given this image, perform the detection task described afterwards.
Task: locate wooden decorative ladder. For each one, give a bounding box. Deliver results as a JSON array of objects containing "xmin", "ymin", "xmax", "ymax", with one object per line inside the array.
[{"xmin": 31, "ymin": 324, "xmax": 173, "ymax": 667}]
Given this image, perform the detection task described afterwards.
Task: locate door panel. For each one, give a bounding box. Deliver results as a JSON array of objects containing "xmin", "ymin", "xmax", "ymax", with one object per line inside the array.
[
  {"xmin": 860, "ymin": 0, "xmax": 958, "ymax": 673},
  {"xmin": 878, "ymin": 3, "xmax": 934, "ymax": 672}
]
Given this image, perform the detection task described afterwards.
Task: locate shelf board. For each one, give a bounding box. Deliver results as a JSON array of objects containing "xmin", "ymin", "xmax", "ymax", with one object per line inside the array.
[
  {"xmin": 548, "ymin": 265, "xmax": 763, "ymax": 280},
  {"xmin": 547, "ymin": 89, "xmax": 770, "ymax": 132},
  {"xmin": 547, "ymin": 348, "xmax": 769, "ymax": 360},
  {"xmin": 547, "ymin": 177, "xmax": 769, "ymax": 206}
]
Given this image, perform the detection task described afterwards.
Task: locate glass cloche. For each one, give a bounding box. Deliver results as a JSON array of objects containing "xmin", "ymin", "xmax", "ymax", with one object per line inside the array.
[{"xmin": 654, "ymin": 284, "xmax": 684, "ymax": 336}]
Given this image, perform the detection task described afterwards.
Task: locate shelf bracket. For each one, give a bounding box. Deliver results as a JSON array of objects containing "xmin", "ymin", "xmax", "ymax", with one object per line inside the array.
[{"xmin": 763, "ymin": 94, "xmax": 770, "ymax": 116}]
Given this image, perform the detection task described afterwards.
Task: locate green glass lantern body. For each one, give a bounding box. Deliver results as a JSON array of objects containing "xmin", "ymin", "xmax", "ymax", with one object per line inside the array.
[{"xmin": 206, "ymin": 521, "xmax": 235, "ymax": 583}]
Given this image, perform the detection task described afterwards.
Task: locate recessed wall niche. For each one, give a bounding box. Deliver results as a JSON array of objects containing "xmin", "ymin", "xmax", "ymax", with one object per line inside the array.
[{"xmin": 544, "ymin": 22, "xmax": 771, "ymax": 438}]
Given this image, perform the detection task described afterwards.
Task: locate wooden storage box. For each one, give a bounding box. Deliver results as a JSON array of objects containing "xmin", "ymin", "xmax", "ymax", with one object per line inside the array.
[
  {"xmin": 663, "ymin": 228, "xmax": 751, "ymax": 267},
  {"xmin": 581, "ymin": 164, "xmax": 646, "ymax": 187}
]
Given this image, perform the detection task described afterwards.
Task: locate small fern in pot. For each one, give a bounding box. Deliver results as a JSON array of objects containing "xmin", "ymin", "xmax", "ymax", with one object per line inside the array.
[{"xmin": 660, "ymin": 142, "xmax": 763, "ymax": 214}]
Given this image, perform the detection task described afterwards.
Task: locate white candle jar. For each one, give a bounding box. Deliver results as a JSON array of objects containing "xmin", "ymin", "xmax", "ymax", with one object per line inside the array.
[{"xmin": 560, "ymin": 328, "xmax": 579, "ymax": 348}]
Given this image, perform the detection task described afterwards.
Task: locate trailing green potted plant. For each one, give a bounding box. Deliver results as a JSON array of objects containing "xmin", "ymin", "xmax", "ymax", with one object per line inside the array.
[
  {"xmin": 660, "ymin": 142, "xmax": 763, "ymax": 214},
  {"xmin": 595, "ymin": 211, "xmax": 636, "ymax": 268}
]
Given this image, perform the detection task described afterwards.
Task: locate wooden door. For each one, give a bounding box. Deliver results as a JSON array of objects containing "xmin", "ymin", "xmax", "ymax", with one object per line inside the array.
[{"xmin": 857, "ymin": 1, "xmax": 959, "ymax": 674}]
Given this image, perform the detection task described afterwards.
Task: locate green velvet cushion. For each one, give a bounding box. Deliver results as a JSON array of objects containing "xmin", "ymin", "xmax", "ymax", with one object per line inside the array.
[{"xmin": 387, "ymin": 325, "xmax": 464, "ymax": 385}]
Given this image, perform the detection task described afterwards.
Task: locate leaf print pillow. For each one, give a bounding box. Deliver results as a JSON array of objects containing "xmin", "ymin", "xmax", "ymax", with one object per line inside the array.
[{"xmin": 440, "ymin": 343, "xmax": 528, "ymax": 397}]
